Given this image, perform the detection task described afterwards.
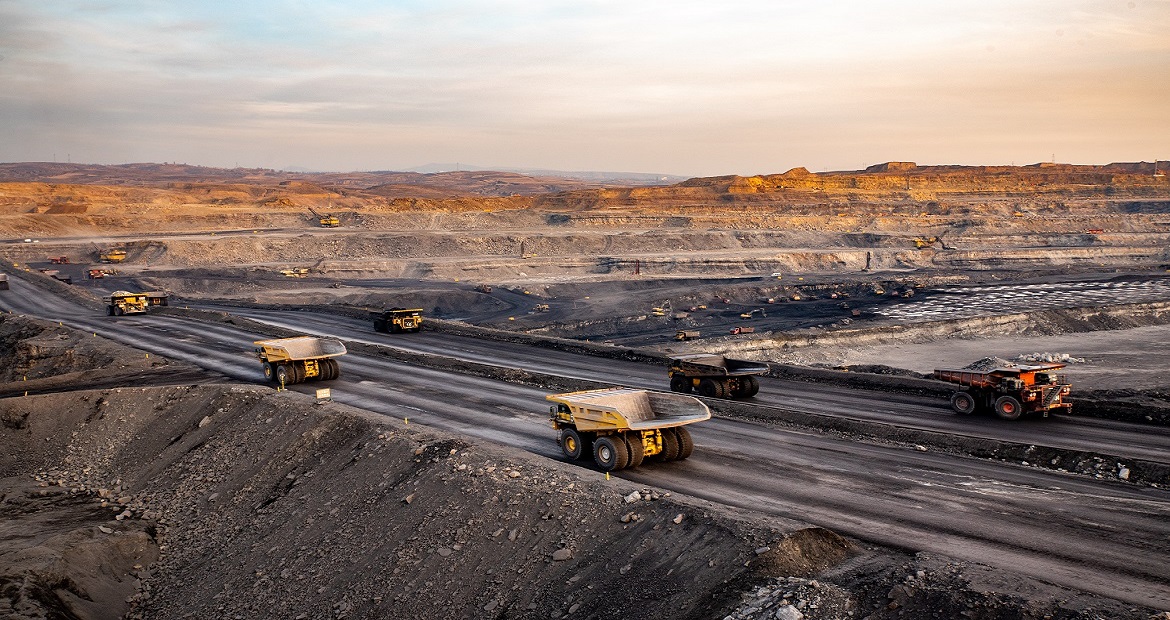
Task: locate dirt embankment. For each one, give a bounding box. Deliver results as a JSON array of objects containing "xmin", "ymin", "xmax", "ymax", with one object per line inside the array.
[{"xmin": 0, "ymin": 314, "xmax": 202, "ymax": 397}]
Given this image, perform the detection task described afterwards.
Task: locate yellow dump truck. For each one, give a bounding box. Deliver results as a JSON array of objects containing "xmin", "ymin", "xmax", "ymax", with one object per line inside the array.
[
  {"xmin": 99, "ymin": 249, "xmax": 127, "ymax": 263},
  {"xmin": 107, "ymin": 291, "xmax": 149, "ymax": 316},
  {"xmin": 371, "ymin": 307, "xmax": 423, "ymax": 333},
  {"xmin": 254, "ymin": 336, "xmax": 346, "ymax": 385},
  {"xmin": 668, "ymin": 354, "xmax": 769, "ymax": 398},
  {"xmin": 547, "ymin": 388, "xmax": 710, "ymax": 471}
]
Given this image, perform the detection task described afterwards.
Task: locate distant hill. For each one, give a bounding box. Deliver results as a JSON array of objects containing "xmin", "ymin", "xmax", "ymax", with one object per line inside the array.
[
  {"xmin": 406, "ymin": 163, "xmax": 686, "ymax": 185},
  {"xmin": 0, "ymin": 162, "xmax": 678, "ymax": 197}
]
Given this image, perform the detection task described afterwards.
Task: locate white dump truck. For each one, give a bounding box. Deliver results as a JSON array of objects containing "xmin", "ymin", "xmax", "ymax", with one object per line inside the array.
[
  {"xmin": 254, "ymin": 336, "xmax": 346, "ymax": 386},
  {"xmin": 547, "ymin": 388, "xmax": 710, "ymax": 471}
]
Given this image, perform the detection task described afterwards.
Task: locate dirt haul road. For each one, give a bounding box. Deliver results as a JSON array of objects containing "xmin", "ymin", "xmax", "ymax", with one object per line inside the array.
[
  {"xmin": 2, "ymin": 276, "xmax": 1170, "ymax": 611},
  {"xmin": 199, "ymin": 304, "xmax": 1170, "ymax": 468}
]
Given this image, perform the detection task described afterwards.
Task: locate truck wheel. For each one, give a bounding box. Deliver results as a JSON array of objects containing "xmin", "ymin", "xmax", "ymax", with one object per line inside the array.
[
  {"xmin": 674, "ymin": 427, "xmax": 694, "ymax": 460},
  {"xmin": 744, "ymin": 376, "xmax": 760, "ymax": 397},
  {"xmin": 262, "ymin": 362, "xmax": 275, "ymax": 382},
  {"xmin": 950, "ymin": 392, "xmax": 976, "ymax": 415},
  {"xmin": 107, "ymin": 305, "xmax": 115, "ymax": 316},
  {"xmin": 373, "ymin": 319, "xmax": 387, "ymax": 333},
  {"xmin": 698, "ymin": 379, "xmax": 722, "ymax": 398},
  {"xmin": 327, "ymin": 359, "xmax": 341, "ymax": 380},
  {"xmin": 995, "ymin": 396, "xmax": 1023, "ymax": 420},
  {"xmin": 658, "ymin": 429, "xmax": 681, "ymax": 461},
  {"xmin": 115, "ymin": 306, "xmax": 125, "ymax": 316},
  {"xmin": 593, "ymin": 436, "xmax": 630, "ymax": 471},
  {"xmin": 560, "ymin": 428, "xmax": 588, "ymax": 460},
  {"xmin": 624, "ymin": 434, "xmax": 645, "ymax": 468},
  {"xmin": 669, "ymin": 375, "xmax": 691, "ymax": 393},
  {"xmin": 292, "ymin": 363, "xmax": 307, "ymax": 384},
  {"xmin": 275, "ymin": 364, "xmax": 291, "ymax": 386}
]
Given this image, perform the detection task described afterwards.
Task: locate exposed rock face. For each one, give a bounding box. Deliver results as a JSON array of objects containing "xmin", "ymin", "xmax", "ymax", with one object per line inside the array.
[{"xmin": 865, "ymin": 162, "xmax": 917, "ymax": 172}]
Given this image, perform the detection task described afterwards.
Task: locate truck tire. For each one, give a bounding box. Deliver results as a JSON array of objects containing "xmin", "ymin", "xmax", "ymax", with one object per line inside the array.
[
  {"xmin": 275, "ymin": 364, "xmax": 292, "ymax": 386},
  {"xmin": 658, "ymin": 429, "xmax": 681, "ymax": 461},
  {"xmin": 107, "ymin": 305, "xmax": 115, "ymax": 316},
  {"xmin": 262, "ymin": 362, "xmax": 275, "ymax": 382},
  {"xmin": 950, "ymin": 392, "xmax": 976, "ymax": 415},
  {"xmin": 593, "ymin": 436, "xmax": 630, "ymax": 471},
  {"xmin": 669, "ymin": 375, "xmax": 691, "ymax": 393},
  {"xmin": 115, "ymin": 306, "xmax": 124, "ymax": 316},
  {"xmin": 326, "ymin": 359, "xmax": 340, "ymax": 380},
  {"xmin": 623, "ymin": 433, "xmax": 645, "ymax": 468},
  {"xmin": 560, "ymin": 428, "xmax": 588, "ymax": 460},
  {"xmin": 373, "ymin": 319, "xmax": 387, "ymax": 333},
  {"xmin": 743, "ymin": 376, "xmax": 760, "ymax": 397},
  {"xmin": 674, "ymin": 427, "xmax": 694, "ymax": 460},
  {"xmin": 995, "ymin": 396, "xmax": 1023, "ymax": 420},
  {"xmin": 698, "ymin": 379, "xmax": 724, "ymax": 398}
]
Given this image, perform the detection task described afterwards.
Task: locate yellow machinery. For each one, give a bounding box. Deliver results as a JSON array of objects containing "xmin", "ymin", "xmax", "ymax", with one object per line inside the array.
[
  {"xmin": 371, "ymin": 307, "xmax": 423, "ymax": 333},
  {"xmin": 308, "ymin": 208, "xmax": 340, "ymax": 227},
  {"xmin": 669, "ymin": 354, "xmax": 768, "ymax": 399},
  {"xmin": 547, "ymin": 388, "xmax": 710, "ymax": 471},
  {"xmin": 99, "ymin": 249, "xmax": 127, "ymax": 263},
  {"xmin": 107, "ymin": 291, "xmax": 148, "ymax": 316},
  {"xmin": 254, "ymin": 336, "xmax": 346, "ymax": 385}
]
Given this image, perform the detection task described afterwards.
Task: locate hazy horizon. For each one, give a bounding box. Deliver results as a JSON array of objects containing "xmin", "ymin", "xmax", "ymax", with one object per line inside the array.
[{"xmin": 2, "ymin": 1, "xmax": 1167, "ymax": 178}]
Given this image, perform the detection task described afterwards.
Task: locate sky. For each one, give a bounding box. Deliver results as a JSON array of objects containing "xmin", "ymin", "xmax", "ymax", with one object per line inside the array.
[{"xmin": 1, "ymin": 0, "xmax": 1168, "ymax": 177}]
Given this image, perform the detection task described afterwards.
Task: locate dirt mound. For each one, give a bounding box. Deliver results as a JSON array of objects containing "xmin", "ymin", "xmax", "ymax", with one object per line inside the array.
[
  {"xmin": 962, "ymin": 357, "xmax": 1014, "ymax": 371},
  {"xmin": 0, "ymin": 314, "xmax": 170, "ymax": 383}
]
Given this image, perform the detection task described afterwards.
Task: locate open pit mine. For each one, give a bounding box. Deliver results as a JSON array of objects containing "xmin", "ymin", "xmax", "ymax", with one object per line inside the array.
[{"xmin": 1, "ymin": 160, "xmax": 1169, "ymax": 619}]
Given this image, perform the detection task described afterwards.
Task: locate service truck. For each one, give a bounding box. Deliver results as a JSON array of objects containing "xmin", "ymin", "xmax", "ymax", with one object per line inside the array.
[
  {"xmin": 372, "ymin": 307, "xmax": 423, "ymax": 333},
  {"xmin": 668, "ymin": 353, "xmax": 769, "ymax": 398},
  {"xmin": 254, "ymin": 336, "xmax": 346, "ymax": 386},
  {"xmin": 548, "ymin": 388, "xmax": 710, "ymax": 471},
  {"xmin": 933, "ymin": 362, "xmax": 1072, "ymax": 420}
]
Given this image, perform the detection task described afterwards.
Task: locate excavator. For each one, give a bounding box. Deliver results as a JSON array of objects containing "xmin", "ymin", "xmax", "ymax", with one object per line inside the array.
[{"xmin": 308, "ymin": 207, "xmax": 340, "ymax": 227}]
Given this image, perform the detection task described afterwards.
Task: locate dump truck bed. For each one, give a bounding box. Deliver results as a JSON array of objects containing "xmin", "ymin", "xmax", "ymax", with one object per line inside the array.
[
  {"xmin": 670, "ymin": 354, "xmax": 769, "ymax": 377},
  {"xmin": 547, "ymin": 388, "xmax": 710, "ymax": 432},
  {"xmin": 934, "ymin": 362, "xmax": 1066, "ymax": 387},
  {"xmin": 254, "ymin": 336, "xmax": 347, "ymax": 361}
]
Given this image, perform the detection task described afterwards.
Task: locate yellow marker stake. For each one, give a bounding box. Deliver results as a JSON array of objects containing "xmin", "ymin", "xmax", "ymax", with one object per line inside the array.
[
  {"xmin": 404, "ymin": 418, "xmax": 409, "ymax": 425},
  {"xmin": 605, "ymin": 472, "xmax": 610, "ymax": 480}
]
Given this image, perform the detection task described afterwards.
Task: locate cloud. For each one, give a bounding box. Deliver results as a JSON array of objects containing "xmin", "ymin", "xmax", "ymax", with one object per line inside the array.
[{"xmin": 1, "ymin": 0, "xmax": 1167, "ymax": 174}]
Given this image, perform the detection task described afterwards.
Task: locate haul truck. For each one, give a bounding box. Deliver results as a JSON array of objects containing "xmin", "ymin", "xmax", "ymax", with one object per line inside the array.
[
  {"xmin": 372, "ymin": 307, "xmax": 423, "ymax": 333},
  {"xmin": 668, "ymin": 354, "xmax": 769, "ymax": 398},
  {"xmin": 933, "ymin": 362, "xmax": 1072, "ymax": 420},
  {"xmin": 107, "ymin": 291, "xmax": 149, "ymax": 316},
  {"xmin": 548, "ymin": 388, "xmax": 710, "ymax": 471},
  {"xmin": 254, "ymin": 336, "xmax": 345, "ymax": 386}
]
